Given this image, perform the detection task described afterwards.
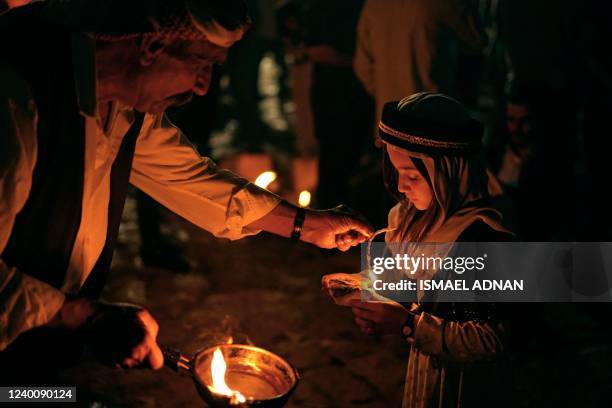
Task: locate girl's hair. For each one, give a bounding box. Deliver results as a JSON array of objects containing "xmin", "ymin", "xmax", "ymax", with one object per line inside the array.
[{"xmin": 382, "ymin": 146, "xmax": 441, "ymax": 242}]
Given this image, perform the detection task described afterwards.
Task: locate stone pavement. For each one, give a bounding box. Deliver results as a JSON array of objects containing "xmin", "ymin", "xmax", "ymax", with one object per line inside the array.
[
  {"xmin": 59, "ymin": 198, "xmax": 407, "ymax": 407},
  {"xmin": 58, "ymin": 197, "xmax": 612, "ymax": 407}
]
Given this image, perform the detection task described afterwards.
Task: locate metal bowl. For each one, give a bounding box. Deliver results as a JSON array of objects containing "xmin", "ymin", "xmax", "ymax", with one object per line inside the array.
[
  {"xmin": 163, "ymin": 343, "xmax": 299, "ymax": 407},
  {"xmin": 191, "ymin": 344, "xmax": 299, "ymax": 407}
]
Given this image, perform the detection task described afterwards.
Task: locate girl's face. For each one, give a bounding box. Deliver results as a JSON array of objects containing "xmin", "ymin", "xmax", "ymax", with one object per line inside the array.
[{"xmin": 387, "ymin": 147, "xmax": 433, "ymax": 211}]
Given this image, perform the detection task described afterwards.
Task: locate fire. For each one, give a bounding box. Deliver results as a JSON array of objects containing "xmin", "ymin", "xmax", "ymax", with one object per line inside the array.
[
  {"xmin": 210, "ymin": 347, "xmax": 247, "ymax": 404},
  {"xmin": 254, "ymin": 171, "xmax": 277, "ymax": 189},
  {"xmin": 298, "ymin": 190, "xmax": 311, "ymax": 208}
]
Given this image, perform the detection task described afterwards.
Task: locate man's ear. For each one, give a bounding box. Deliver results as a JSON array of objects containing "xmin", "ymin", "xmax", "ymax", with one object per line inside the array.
[{"xmin": 139, "ymin": 35, "xmax": 171, "ymax": 66}]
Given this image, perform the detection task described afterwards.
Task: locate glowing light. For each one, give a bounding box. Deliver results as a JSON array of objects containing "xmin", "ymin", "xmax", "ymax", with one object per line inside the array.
[
  {"xmin": 298, "ymin": 190, "xmax": 311, "ymax": 207},
  {"xmin": 254, "ymin": 171, "xmax": 277, "ymax": 189},
  {"xmin": 209, "ymin": 348, "xmax": 247, "ymax": 404}
]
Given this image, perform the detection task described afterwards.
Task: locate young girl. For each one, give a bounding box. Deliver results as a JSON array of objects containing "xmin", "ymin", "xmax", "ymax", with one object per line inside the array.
[{"xmin": 350, "ymin": 93, "xmax": 515, "ymax": 407}]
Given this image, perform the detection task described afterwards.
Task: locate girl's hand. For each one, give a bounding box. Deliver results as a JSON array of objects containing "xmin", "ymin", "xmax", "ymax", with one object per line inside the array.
[{"xmin": 350, "ymin": 300, "xmax": 411, "ymax": 335}]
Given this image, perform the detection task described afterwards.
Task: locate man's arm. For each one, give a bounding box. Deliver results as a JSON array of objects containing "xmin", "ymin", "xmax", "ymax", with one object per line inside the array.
[
  {"xmin": 131, "ymin": 114, "xmax": 372, "ymax": 249},
  {"xmin": 0, "ymin": 70, "xmax": 66, "ymax": 351},
  {"xmin": 131, "ymin": 114, "xmax": 282, "ymax": 241},
  {"xmin": 0, "ymin": 68, "xmax": 163, "ymax": 368},
  {"xmin": 248, "ymin": 201, "xmax": 372, "ymax": 251}
]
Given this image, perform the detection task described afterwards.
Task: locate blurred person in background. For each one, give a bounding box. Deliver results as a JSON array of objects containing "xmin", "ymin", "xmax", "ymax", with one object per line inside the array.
[
  {"xmin": 497, "ymin": 0, "xmax": 579, "ymax": 241},
  {"xmin": 305, "ymin": 0, "xmax": 374, "ymax": 210},
  {"xmin": 277, "ymin": 0, "xmax": 317, "ymax": 158},
  {"xmin": 354, "ymin": 0, "xmax": 487, "ymax": 145},
  {"xmin": 487, "ymin": 78, "xmax": 559, "ymax": 240}
]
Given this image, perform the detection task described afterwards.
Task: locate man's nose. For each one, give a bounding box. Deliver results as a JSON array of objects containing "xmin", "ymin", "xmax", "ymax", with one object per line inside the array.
[{"xmin": 193, "ymin": 67, "xmax": 212, "ymax": 96}]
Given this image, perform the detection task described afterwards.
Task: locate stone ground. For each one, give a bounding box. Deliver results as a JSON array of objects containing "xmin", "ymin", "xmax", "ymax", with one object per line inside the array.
[
  {"xmin": 58, "ymin": 196, "xmax": 612, "ymax": 407},
  {"xmin": 59, "ymin": 197, "xmax": 407, "ymax": 407}
]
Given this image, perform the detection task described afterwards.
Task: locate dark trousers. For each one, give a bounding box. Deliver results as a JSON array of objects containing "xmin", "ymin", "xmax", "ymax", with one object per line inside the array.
[{"xmin": 311, "ymin": 65, "xmax": 373, "ymax": 209}]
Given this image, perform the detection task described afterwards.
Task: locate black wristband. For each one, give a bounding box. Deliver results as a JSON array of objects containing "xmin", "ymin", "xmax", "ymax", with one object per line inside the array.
[{"xmin": 291, "ymin": 207, "xmax": 306, "ymax": 241}]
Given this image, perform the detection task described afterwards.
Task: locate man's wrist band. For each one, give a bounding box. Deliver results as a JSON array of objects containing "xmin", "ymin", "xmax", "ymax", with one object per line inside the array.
[{"xmin": 291, "ymin": 207, "xmax": 306, "ymax": 241}]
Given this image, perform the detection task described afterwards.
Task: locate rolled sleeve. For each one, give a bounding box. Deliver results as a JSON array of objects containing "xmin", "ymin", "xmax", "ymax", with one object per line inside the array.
[
  {"xmin": 224, "ymin": 181, "xmax": 282, "ymax": 237},
  {"xmin": 413, "ymin": 311, "xmax": 503, "ymax": 363},
  {"xmin": 131, "ymin": 114, "xmax": 281, "ymax": 240}
]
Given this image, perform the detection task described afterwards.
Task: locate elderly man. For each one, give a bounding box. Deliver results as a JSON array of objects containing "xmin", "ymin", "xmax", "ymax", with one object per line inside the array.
[{"xmin": 0, "ymin": 0, "xmax": 372, "ymax": 381}]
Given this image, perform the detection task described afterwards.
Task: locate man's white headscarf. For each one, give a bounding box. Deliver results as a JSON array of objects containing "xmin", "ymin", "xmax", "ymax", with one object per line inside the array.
[{"xmin": 18, "ymin": 0, "xmax": 250, "ymax": 47}]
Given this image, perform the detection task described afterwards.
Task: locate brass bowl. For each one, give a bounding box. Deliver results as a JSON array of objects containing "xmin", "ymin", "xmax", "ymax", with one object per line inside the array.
[
  {"xmin": 163, "ymin": 343, "xmax": 299, "ymax": 407},
  {"xmin": 191, "ymin": 345, "xmax": 299, "ymax": 407}
]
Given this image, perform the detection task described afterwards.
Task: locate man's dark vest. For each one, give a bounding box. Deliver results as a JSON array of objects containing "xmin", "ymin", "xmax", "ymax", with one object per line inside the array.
[{"xmin": 1, "ymin": 8, "xmax": 143, "ymax": 299}]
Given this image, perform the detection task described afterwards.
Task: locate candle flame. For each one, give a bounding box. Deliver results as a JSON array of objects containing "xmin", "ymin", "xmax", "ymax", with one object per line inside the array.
[
  {"xmin": 298, "ymin": 190, "xmax": 311, "ymax": 207},
  {"xmin": 254, "ymin": 171, "xmax": 277, "ymax": 189},
  {"xmin": 210, "ymin": 347, "xmax": 247, "ymax": 404}
]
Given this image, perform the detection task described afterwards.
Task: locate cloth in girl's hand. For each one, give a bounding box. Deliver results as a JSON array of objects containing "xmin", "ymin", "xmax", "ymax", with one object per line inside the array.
[
  {"xmin": 321, "ymin": 273, "xmax": 388, "ymax": 306},
  {"xmin": 322, "ymin": 273, "xmax": 362, "ymax": 306}
]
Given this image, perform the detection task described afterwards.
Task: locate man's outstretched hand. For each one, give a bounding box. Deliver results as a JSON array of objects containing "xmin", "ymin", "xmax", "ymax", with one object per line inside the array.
[
  {"xmin": 301, "ymin": 205, "xmax": 373, "ymax": 251},
  {"xmin": 248, "ymin": 201, "xmax": 375, "ymax": 250}
]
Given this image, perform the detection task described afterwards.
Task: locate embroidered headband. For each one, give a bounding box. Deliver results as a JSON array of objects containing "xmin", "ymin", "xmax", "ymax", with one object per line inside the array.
[{"xmin": 378, "ymin": 93, "xmax": 483, "ymax": 156}]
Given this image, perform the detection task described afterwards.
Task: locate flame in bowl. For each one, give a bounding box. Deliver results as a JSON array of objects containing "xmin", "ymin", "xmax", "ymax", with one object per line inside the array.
[{"xmin": 209, "ymin": 347, "xmax": 247, "ymax": 404}]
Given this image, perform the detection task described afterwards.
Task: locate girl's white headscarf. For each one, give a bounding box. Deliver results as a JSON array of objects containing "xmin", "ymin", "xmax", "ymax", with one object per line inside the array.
[{"xmin": 386, "ymin": 144, "xmax": 513, "ymax": 245}]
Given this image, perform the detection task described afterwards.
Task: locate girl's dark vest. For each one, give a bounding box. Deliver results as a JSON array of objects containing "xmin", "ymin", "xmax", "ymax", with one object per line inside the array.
[{"xmin": 1, "ymin": 9, "xmax": 143, "ymax": 299}]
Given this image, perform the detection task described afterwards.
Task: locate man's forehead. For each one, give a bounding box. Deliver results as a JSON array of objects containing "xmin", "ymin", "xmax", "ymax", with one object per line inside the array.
[{"xmin": 187, "ymin": 39, "xmax": 230, "ymax": 63}]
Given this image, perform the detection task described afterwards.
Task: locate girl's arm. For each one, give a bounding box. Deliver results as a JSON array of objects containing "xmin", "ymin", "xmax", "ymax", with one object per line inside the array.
[
  {"xmin": 351, "ymin": 300, "xmax": 505, "ymax": 363},
  {"xmin": 412, "ymin": 303, "xmax": 505, "ymax": 363}
]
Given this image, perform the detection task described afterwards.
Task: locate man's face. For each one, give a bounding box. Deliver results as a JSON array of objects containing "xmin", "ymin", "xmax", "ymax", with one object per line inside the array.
[{"xmin": 131, "ymin": 37, "xmax": 232, "ymax": 114}]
